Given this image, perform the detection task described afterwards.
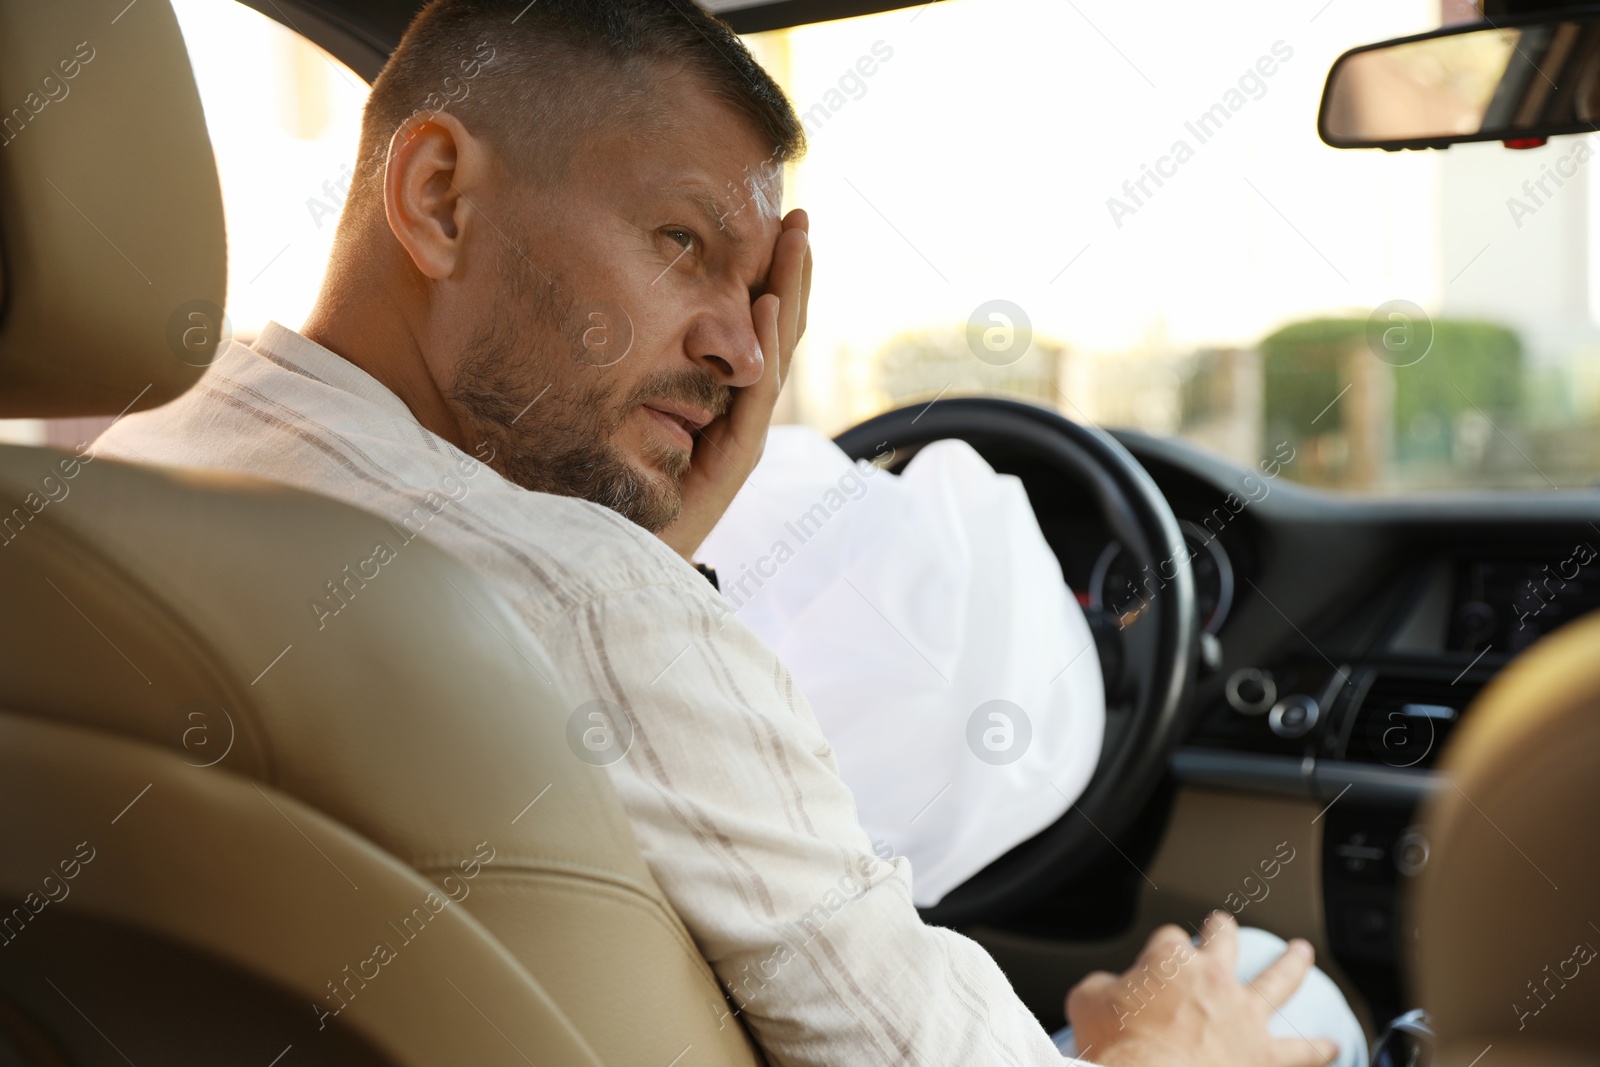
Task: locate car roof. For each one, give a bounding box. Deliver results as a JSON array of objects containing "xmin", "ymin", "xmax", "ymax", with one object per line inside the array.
[{"xmin": 239, "ymin": 0, "xmax": 928, "ymax": 80}]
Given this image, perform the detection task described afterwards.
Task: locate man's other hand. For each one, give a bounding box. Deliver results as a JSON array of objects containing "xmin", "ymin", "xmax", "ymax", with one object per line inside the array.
[
  {"xmin": 1065, "ymin": 911, "xmax": 1339, "ymax": 1067},
  {"xmin": 658, "ymin": 207, "xmax": 812, "ymax": 562}
]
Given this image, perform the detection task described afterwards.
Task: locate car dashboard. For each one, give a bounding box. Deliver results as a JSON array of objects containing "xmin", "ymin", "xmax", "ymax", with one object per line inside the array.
[{"xmin": 983, "ymin": 424, "xmax": 1600, "ymax": 1019}]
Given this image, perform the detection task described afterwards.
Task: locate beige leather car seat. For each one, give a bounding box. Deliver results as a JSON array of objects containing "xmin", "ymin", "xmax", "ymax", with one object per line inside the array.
[
  {"xmin": 1411, "ymin": 610, "xmax": 1600, "ymax": 1067},
  {"xmin": 0, "ymin": 3, "xmax": 763, "ymax": 1065}
]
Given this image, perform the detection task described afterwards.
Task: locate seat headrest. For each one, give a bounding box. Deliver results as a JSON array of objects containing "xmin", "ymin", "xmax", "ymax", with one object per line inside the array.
[
  {"xmin": 1412, "ymin": 608, "xmax": 1600, "ymax": 1061},
  {"xmin": 0, "ymin": 0, "xmax": 226, "ymax": 418}
]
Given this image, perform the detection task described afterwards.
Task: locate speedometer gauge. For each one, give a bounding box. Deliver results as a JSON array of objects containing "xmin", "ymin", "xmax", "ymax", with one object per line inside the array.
[{"xmin": 1087, "ymin": 521, "xmax": 1236, "ymax": 635}]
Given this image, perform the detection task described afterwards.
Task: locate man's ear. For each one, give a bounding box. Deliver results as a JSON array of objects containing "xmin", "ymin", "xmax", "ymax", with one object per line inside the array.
[{"xmin": 382, "ymin": 111, "xmax": 487, "ymax": 281}]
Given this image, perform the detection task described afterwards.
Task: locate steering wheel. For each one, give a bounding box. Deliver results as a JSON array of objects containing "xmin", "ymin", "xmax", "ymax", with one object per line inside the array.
[{"xmin": 834, "ymin": 397, "xmax": 1199, "ymax": 928}]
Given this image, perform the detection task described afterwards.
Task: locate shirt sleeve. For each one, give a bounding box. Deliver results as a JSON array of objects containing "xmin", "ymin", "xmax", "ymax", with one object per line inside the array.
[{"xmin": 535, "ymin": 577, "xmax": 1070, "ymax": 1067}]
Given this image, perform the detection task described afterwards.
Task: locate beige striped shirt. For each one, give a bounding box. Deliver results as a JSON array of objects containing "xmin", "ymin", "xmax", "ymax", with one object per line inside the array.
[{"xmin": 93, "ymin": 322, "xmax": 1070, "ymax": 1066}]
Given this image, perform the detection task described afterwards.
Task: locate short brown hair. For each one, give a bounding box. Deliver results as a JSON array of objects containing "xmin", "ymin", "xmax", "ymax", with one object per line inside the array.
[{"xmin": 349, "ymin": 0, "xmax": 805, "ymax": 204}]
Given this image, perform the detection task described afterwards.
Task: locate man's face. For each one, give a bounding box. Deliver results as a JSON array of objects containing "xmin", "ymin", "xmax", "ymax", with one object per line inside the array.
[{"xmin": 442, "ymin": 70, "xmax": 783, "ymax": 531}]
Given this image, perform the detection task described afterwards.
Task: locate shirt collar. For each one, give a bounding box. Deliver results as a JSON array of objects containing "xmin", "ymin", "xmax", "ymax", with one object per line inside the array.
[{"xmin": 250, "ymin": 320, "xmax": 422, "ymax": 427}]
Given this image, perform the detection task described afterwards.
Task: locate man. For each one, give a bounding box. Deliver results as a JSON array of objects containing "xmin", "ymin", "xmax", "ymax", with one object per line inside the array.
[{"xmin": 96, "ymin": 2, "xmax": 1349, "ymax": 1064}]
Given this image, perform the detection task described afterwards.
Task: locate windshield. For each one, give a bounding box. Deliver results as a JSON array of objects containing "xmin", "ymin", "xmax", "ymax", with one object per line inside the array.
[
  {"xmin": 13, "ymin": 0, "xmax": 1588, "ymax": 493},
  {"xmin": 745, "ymin": 0, "xmax": 1600, "ymax": 492}
]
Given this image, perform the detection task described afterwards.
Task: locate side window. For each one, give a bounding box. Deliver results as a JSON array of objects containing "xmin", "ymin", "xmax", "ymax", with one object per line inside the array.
[
  {"xmin": 0, "ymin": 0, "xmax": 368, "ymax": 451},
  {"xmin": 171, "ymin": 0, "xmax": 368, "ymax": 342}
]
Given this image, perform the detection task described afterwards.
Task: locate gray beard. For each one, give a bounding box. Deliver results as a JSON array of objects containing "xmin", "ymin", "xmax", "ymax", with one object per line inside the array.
[{"xmin": 444, "ymin": 242, "xmax": 713, "ymax": 533}]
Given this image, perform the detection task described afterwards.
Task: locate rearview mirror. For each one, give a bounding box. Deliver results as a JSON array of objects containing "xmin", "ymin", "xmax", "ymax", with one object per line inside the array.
[{"xmin": 1320, "ymin": 13, "xmax": 1600, "ymax": 149}]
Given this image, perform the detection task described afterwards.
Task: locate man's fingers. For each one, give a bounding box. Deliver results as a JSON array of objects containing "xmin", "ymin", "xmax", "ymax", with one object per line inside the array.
[
  {"xmin": 702, "ymin": 293, "xmax": 778, "ymax": 475},
  {"xmin": 1248, "ymin": 939, "xmax": 1316, "ymax": 1010},
  {"xmin": 1127, "ymin": 924, "xmax": 1192, "ymax": 982},
  {"xmin": 1195, "ymin": 909, "xmax": 1233, "ymax": 949},
  {"xmin": 770, "ymin": 226, "xmax": 808, "ymax": 355},
  {"xmin": 1141, "ymin": 923, "xmax": 1192, "ymax": 960},
  {"xmin": 1196, "ymin": 910, "xmax": 1240, "ymax": 975},
  {"xmin": 1063, "ymin": 969, "xmax": 1117, "ymax": 1023},
  {"xmin": 751, "ymin": 292, "xmax": 782, "ymax": 395},
  {"xmin": 1271, "ymin": 1036, "xmax": 1339, "ymax": 1067},
  {"xmin": 773, "ymin": 208, "xmax": 809, "ymax": 347},
  {"xmin": 1068, "ymin": 969, "xmax": 1117, "ymax": 997},
  {"xmin": 797, "ymin": 234, "xmax": 813, "ymax": 340}
]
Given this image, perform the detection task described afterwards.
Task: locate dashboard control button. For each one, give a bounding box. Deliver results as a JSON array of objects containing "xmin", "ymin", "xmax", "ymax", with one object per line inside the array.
[
  {"xmin": 1335, "ymin": 831, "xmax": 1385, "ymax": 872},
  {"xmin": 1226, "ymin": 668, "xmax": 1277, "ymax": 715},
  {"xmin": 1393, "ymin": 830, "xmax": 1429, "ymax": 876},
  {"xmin": 1269, "ymin": 694, "xmax": 1320, "ymax": 738}
]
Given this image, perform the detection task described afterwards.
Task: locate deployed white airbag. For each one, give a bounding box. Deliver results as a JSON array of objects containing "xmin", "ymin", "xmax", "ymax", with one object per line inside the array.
[{"xmin": 698, "ymin": 426, "xmax": 1104, "ymax": 907}]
